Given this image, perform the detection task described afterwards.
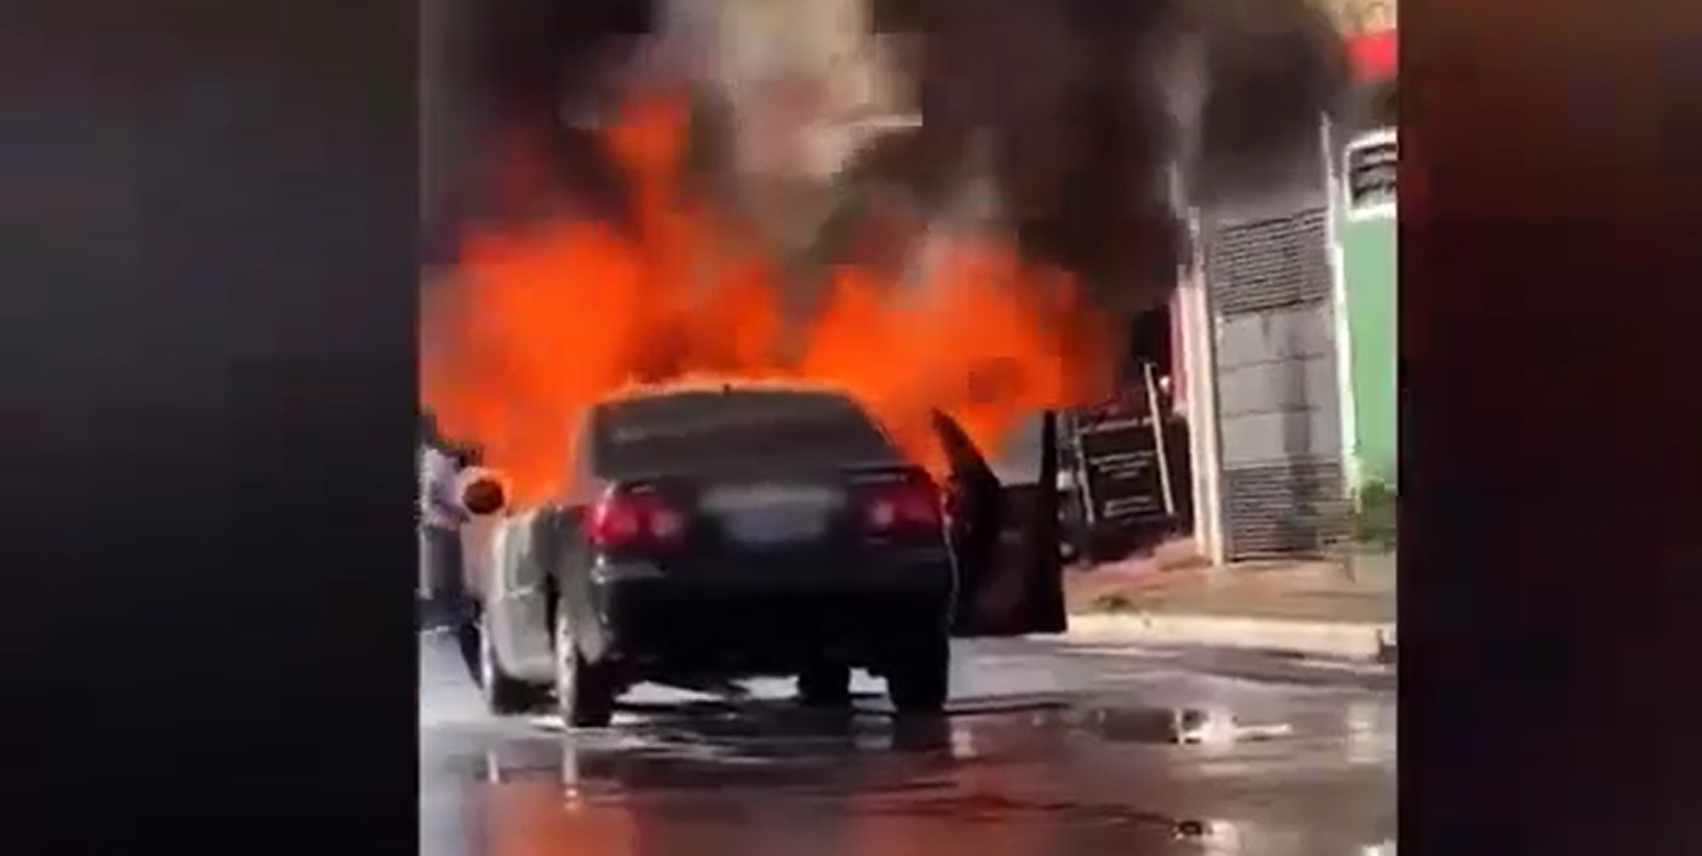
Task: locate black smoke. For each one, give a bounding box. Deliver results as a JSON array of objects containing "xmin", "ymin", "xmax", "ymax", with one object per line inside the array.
[
  {"xmin": 423, "ymin": 0, "xmax": 1347, "ymax": 318},
  {"xmin": 875, "ymin": 0, "xmax": 1348, "ymax": 316},
  {"xmin": 420, "ymin": 0, "xmax": 658, "ymax": 253}
]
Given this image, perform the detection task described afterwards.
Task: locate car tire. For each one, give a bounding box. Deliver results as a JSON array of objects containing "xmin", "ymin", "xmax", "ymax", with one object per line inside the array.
[
  {"xmin": 479, "ymin": 610, "xmax": 543, "ymax": 716},
  {"xmin": 554, "ymin": 602, "xmax": 615, "ymax": 728},
  {"xmin": 796, "ymin": 662, "xmax": 853, "ymax": 709},
  {"xmin": 885, "ymin": 633, "xmax": 950, "ymax": 717}
]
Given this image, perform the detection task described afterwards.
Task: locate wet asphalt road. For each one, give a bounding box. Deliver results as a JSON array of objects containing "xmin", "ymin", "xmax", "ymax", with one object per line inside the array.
[{"xmin": 420, "ymin": 636, "xmax": 1396, "ymax": 856}]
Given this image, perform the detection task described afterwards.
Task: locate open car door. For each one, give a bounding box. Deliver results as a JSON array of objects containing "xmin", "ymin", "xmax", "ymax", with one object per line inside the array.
[{"xmin": 938, "ymin": 410, "xmax": 1067, "ymax": 637}]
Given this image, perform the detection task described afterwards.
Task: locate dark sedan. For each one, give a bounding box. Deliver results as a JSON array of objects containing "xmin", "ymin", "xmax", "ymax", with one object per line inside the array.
[{"xmin": 473, "ymin": 381, "xmax": 1067, "ymax": 726}]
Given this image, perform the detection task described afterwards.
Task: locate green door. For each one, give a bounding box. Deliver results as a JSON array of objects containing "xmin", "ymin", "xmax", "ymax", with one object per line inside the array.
[{"xmin": 1338, "ymin": 129, "xmax": 1398, "ymax": 489}]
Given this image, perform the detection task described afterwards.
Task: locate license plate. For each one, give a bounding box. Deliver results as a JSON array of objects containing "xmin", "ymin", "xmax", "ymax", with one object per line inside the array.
[
  {"xmin": 702, "ymin": 484, "xmax": 844, "ymax": 546},
  {"xmin": 721, "ymin": 507, "xmax": 827, "ymax": 545}
]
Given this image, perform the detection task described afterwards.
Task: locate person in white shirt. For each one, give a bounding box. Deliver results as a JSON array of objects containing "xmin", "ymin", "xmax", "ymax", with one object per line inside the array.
[{"xmin": 419, "ymin": 411, "xmax": 481, "ymax": 680}]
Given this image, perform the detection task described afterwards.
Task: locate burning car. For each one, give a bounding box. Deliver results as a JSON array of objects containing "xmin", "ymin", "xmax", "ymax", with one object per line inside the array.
[{"xmin": 468, "ymin": 379, "xmax": 1067, "ymax": 725}]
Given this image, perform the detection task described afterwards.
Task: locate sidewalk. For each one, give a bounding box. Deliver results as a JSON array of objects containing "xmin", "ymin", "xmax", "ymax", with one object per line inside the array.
[{"xmin": 1060, "ymin": 543, "xmax": 1397, "ymax": 662}]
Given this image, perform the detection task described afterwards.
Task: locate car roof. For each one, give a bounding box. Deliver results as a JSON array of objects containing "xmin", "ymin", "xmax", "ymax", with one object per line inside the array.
[
  {"xmin": 595, "ymin": 374, "xmax": 858, "ymax": 405},
  {"xmin": 571, "ymin": 377, "xmax": 908, "ymax": 489}
]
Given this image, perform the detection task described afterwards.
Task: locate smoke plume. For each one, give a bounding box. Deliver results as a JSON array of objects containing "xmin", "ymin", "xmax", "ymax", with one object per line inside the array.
[{"xmin": 428, "ymin": 0, "xmax": 1346, "ymax": 312}]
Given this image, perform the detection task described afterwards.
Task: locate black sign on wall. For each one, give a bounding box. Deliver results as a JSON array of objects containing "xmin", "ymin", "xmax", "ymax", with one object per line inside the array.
[{"xmin": 1071, "ymin": 414, "xmax": 1175, "ymax": 530}]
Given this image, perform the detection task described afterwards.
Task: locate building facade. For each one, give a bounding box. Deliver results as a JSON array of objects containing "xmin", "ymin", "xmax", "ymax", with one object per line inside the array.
[
  {"xmin": 1182, "ymin": 8, "xmax": 1396, "ymax": 562},
  {"xmin": 1335, "ymin": 28, "xmax": 1398, "ymax": 492},
  {"xmin": 705, "ymin": 0, "xmax": 1398, "ymax": 561},
  {"xmin": 1337, "ymin": 126, "xmax": 1396, "ymax": 491}
]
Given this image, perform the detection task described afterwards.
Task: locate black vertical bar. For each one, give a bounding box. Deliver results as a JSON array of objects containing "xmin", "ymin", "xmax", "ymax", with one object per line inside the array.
[{"xmin": 1024, "ymin": 409, "xmax": 1067, "ymax": 633}]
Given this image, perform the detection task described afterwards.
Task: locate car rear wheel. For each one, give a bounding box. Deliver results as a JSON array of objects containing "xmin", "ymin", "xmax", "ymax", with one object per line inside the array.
[
  {"xmin": 885, "ymin": 633, "xmax": 950, "ymax": 716},
  {"xmin": 554, "ymin": 602, "xmax": 616, "ymax": 728},
  {"xmin": 479, "ymin": 610, "xmax": 544, "ymax": 716}
]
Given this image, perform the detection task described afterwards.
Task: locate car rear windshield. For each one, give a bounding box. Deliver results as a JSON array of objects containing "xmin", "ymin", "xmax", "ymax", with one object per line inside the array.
[{"xmin": 589, "ymin": 388, "xmax": 907, "ymax": 479}]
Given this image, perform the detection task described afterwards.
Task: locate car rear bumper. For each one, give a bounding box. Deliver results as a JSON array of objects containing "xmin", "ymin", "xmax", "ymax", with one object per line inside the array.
[{"xmin": 586, "ymin": 561, "xmax": 953, "ymax": 676}]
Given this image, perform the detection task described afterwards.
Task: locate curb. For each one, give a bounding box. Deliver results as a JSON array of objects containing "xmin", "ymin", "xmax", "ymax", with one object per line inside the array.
[{"xmin": 1062, "ymin": 612, "xmax": 1397, "ymax": 662}]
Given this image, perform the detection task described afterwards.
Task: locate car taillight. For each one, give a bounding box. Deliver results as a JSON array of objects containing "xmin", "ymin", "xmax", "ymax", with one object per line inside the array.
[
  {"xmin": 588, "ymin": 491, "xmax": 686, "ymax": 550},
  {"xmin": 860, "ymin": 478, "xmax": 944, "ymax": 534}
]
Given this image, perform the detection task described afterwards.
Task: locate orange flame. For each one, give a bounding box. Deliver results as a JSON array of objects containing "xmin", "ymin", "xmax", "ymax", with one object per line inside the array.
[{"xmin": 422, "ymin": 92, "xmax": 1113, "ymax": 507}]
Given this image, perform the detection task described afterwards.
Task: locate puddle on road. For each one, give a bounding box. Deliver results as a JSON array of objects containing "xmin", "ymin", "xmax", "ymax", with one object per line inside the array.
[
  {"xmin": 1078, "ymin": 705, "xmax": 1295, "ymax": 747},
  {"xmin": 471, "ymin": 698, "xmax": 1310, "ymax": 816},
  {"xmin": 481, "ymin": 696, "xmax": 1307, "ymax": 786},
  {"xmin": 450, "ymin": 693, "xmax": 1398, "ymax": 856},
  {"xmin": 428, "ymin": 634, "xmax": 1392, "ymax": 856}
]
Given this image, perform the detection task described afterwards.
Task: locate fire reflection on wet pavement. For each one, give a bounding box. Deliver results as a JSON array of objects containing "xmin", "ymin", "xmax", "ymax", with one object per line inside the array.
[{"xmin": 420, "ymin": 637, "xmax": 1395, "ymax": 856}]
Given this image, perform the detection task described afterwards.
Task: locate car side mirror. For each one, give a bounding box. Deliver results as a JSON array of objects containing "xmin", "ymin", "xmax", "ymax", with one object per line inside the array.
[{"xmin": 459, "ymin": 467, "xmax": 510, "ymax": 517}]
